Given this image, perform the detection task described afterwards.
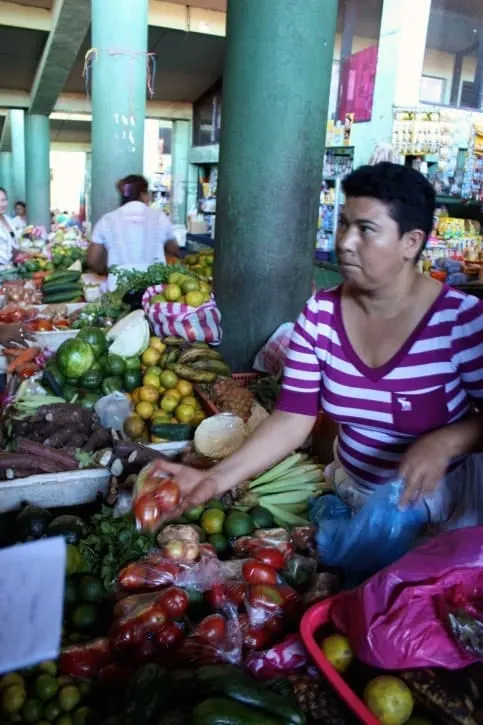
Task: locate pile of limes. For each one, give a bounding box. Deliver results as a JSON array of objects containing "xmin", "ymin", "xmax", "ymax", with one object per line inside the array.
[
  {"xmin": 182, "ymin": 250, "xmax": 214, "ymax": 283},
  {"xmin": 183, "ymin": 499, "xmax": 255, "ymax": 556},
  {"xmin": 0, "ymin": 664, "xmax": 90, "ymax": 725},
  {"xmin": 149, "ymin": 271, "xmax": 212, "ymax": 308},
  {"xmin": 63, "ymin": 573, "xmax": 105, "ymax": 644}
]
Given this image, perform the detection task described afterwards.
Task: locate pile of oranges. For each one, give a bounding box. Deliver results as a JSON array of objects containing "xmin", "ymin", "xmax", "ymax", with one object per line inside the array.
[{"xmin": 125, "ymin": 336, "xmax": 207, "ymax": 443}]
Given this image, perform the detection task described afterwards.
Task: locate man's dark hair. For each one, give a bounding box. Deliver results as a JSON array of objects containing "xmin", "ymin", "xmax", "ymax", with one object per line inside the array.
[
  {"xmin": 116, "ymin": 175, "xmax": 149, "ymax": 206},
  {"xmin": 342, "ymin": 162, "xmax": 436, "ymax": 259},
  {"xmin": 15, "ymin": 201, "xmax": 25, "ymax": 210}
]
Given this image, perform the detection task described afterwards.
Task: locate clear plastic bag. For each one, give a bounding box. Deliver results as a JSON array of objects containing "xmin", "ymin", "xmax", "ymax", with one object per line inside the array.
[
  {"xmin": 95, "ymin": 392, "xmax": 132, "ymax": 430},
  {"xmin": 439, "ymin": 585, "xmax": 483, "ymax": 659},
  {"xmin": 132, "ymin": 460, "xmax": 182, "ymax": 532},
  {"xmin": 117, "ymin": 548, "xmax": 224, "ymax": 593},
  {"xmin": 253, "ymin": 322, "xmax": 294, "ymax": 377},
  {"xmin": 178, "ymin": 603, "xmax": 243, "ymax": 666},
  {"xmin": 314, "ymin": 479, "xmax": 428, "ymax": 585}
]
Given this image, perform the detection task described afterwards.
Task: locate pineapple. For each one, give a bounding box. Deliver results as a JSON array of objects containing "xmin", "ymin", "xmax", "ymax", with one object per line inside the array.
[{"xmin": 288, "ymin": 674, "xmax": 349, "ymax": 724}]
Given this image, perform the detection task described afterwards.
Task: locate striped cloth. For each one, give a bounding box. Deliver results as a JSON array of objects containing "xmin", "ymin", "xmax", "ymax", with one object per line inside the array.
[{"xmin": 276, "ymin": 285, "xmax": 483, "ymax": 488}]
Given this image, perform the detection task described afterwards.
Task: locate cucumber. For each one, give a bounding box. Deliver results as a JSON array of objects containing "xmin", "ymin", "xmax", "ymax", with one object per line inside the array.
[
  {"xmin": 192, "ymin": 698, "xmax": 283, "ymax": 725},
  {"xmin": 42, "ymin": 291, "xmax": 84, "ymax": 303},
  {"xmin": 150, "ymin": 422, "xmax": 195, "ymax": 441},
  {"xmin": 45, "ymin": 271, "xmax": 81, "ymax": 284},
  {"xmin": 194, "ymin": 670, "xmax": 305, "ymax": 725},
  {"xmin": 42, "ymin": 282, "xmax": 83, "ymax": 294},
  {"xmin": 125, "ymin": 664, "xmax": 170, "ymax": 725}
]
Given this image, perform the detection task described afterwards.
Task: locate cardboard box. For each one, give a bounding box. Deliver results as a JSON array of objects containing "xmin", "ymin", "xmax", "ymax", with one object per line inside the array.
[{"xmin": 188, "ymin": 219, "xmax": 208, "ymax": 234}]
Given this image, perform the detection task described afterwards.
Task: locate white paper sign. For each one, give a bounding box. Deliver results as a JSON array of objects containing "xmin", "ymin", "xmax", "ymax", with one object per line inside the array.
[{"xmin": 0, "ymin": 537, "xmax": 65, "ymax": 674}]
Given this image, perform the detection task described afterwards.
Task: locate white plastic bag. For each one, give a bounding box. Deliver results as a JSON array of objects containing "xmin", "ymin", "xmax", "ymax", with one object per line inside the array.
[
  {"xmin": 95, "ymin": 392, "xmax": 132, "ymax": 430},
  {"xmin": 253, "ymin": 323, "xmax": 294, "ymax": 377}
]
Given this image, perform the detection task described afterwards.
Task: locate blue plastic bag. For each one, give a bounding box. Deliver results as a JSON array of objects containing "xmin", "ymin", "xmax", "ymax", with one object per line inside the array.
[{"xmin": 312, "ymin": 479, "xmax": 428, "ymax": 586}]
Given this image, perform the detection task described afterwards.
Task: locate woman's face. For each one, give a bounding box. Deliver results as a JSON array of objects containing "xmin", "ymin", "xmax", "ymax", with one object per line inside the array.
[
  {"xmin": 335, "ymin": 197, "xmax": 424, "ymax": 292},
  {"xmin": 0, "ymin": 191, "xmax": 8, "ymax": 215},
  {"xmin": 15, "ymin": 203, "xmax": 25, "ymax": 217}
]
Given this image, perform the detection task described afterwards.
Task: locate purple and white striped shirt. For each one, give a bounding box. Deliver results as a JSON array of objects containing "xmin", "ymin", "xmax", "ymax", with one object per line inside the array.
[{"xmin": 276, "ymin": 285, "xmax": 483, "ymax": 488}]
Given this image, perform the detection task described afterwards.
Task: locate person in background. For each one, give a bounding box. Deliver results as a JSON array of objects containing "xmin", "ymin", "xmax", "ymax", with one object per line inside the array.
[
  {"xmin": 87, "ymin": 175, "xmax": 180, "ymax": 290},
  {"xmin": 11, "ymin": 201, "xmax": 27, "ymax": 234},
  {"xmin": 154, "ymin": 162, "xmax": 483, "ymax": 532},
  {"xmin": 0, "ymin": 188, "xmax": 18, "ymax": 267}
]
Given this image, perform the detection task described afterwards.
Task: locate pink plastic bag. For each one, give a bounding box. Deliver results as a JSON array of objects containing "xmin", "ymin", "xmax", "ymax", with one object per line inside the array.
[
  {"xmin": 245, "ymin": 634, "xmax": 307, "ymax": 680},
  {"xmin": 331, "ymin": 527, "xmax": 483, "ymax": 670},
  {"xmin": 143, "ymin": 285, "xmax": 222, "ymax": 344}
]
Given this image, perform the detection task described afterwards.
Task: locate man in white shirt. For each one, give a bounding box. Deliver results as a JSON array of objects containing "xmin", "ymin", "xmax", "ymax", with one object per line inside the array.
[{"xmin": 87, "ymin": 175, "xmax": 180, "ymax": 290}]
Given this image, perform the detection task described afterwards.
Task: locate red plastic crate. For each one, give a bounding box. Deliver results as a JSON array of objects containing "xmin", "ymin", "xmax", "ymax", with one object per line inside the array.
[{"xmin": 300, "ymin": 597, "xmax": 380, "ymax": 725}]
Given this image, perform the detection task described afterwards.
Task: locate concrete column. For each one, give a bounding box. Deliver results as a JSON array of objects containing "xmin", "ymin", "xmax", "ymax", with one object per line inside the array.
[
  {"xmin": 10, "ymin": 109, "xmax": 26, "ymax": 204},
  {"xmin": 0, "ymin": 153, "xmax": 14, "ymax": 212},
  {"xmin": 91, "ymin": 0, "xmax": 148, "ymax": 224},
  {"xmin": 351, "ymin": 0, "xmax": 432, "ymax": 167},
  {"xmin": 25, "ymin": 114, "xmax": 51, "ymax": 229},
  {"xmin": 171, "ymin": 120, "xmax": 190, "ymax": 226},
  {"xmin": 186, "ymin": 158, "xmax": 198, "ymax": 218},
  {"xmin": 214, "ymin": 0, "xmax": 338, "ymax": 370}
]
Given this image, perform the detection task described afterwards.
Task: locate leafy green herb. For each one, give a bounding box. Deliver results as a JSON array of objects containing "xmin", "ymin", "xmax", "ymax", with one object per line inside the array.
[
  {"xmin": 110, "ymin": 262, "xmax": 189, "ymax": 298},
  {"xmin": 78, "ymin": 506, "xmax": 155, "ymax": 591},
  {"xmin": 72, "ymin": 292, "xmax": 129, "ymax": 329}
]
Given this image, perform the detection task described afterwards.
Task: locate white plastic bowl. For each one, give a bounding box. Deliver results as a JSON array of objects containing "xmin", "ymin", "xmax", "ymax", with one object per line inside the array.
[{"xmin": 194, "ymin": 413, "xmax": 247, "ymax": 459}]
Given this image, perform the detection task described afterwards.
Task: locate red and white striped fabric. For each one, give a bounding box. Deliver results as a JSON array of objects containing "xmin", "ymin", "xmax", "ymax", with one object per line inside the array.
[{"xmin": 142, "ymin": 285, "xmax": 222, "ymax": 344}]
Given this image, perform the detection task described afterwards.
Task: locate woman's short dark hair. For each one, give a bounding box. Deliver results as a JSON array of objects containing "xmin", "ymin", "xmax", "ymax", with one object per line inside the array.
[
  {"xmin": 0, "ymin": 187, "xmax": 7, "ymax": 197},
  {"xmin": 116, "ymin": 175, "xmax": 149, "ymax": 205},
  {"xmin": 342, "ymin": 162, "xmax": 436, "ymax": 257},
  {"xmin": 15, "ymin": 201, "xmax": 25, "ymax": 210}
]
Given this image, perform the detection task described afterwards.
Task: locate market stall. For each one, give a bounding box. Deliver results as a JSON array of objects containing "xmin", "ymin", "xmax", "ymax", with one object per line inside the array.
[{"xmin": 0, "ymin": 253, "xmax": 481, "ymax": 725}]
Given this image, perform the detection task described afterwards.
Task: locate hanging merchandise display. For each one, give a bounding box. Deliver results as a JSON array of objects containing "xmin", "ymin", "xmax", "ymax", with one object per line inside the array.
[{"xmin": 316, "ymin": 146, "xmax": 354, "ymax": 259}]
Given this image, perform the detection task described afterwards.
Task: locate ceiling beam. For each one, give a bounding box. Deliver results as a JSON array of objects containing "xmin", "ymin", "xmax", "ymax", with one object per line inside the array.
[
  {"xmin": 149, "ymin": 0, "xmax": 226, "ymax": 36},
  {"xmin": 30, "ymin": 0, "xmax": 91, "ymax": 115},
  {"xmin": 0, "ymin": 91, "xmax": 192, "ymax": 121},
  {"xmin": 0, "ymin": 1, "xmax": 52, "ymax": 31}
]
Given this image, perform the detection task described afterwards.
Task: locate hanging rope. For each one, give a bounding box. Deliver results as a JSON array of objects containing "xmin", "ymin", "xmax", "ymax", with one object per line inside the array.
[{"xmin": 83, "ymin": 48, "xmax": 157, "ymax": 116}]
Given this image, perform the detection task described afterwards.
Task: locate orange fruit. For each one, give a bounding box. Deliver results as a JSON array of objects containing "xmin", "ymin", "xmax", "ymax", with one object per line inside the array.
[
  {"xmin": 136, "ymin": 401, "xmax": 154, "ymax": 420},
  {"xmin": 160, "ymin": 370, "xmax": 178, "ymax": 389},
  {"xmin": 175, "ymin": 404, "xmax": 195, "ymax": 423},
  {"xmin": 142, "ymin": 348, "xmax": 161, "ymax": 366},
  {"xmin": 139, "ymin": 385, "xmax": 160, "ymax": 404},
  {"xmin": 321, "ymin": 634, "xmax": 354, "ymax": 673},
  {"xmin": 160, "ymin": 394, "xmax": 179, "ymax": 413},
  {"xmin": 176, "ymin": 379, "xmax": 193, "ymax": 397}
]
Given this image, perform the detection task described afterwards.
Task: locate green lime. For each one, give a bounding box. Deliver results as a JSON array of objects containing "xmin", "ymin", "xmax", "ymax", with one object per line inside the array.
[
  {"xmin": 56, "ymin": 677, "xmax": 73, "ymax": 688},
  {"xmin": 21, "ymin": 698, "xmax": 43, "ymax": 722},
  {"xmin": 57, "ymin": 715, "xmax": 73, "ymax": 725},
  {"xmin": 249, "ymin": 506, "xmax": 275, "ymax": 529},
  {"xmin": 0, "ymin": 673, "xmax": 24, "ymax": 691},
  {"xmin": 224, "ymin": 511, "xmax": 254, "ymax": 538},
  {"xmin": 1, "ymin": 684, "xmax": 26, "ymax": 714},
  {"xmin": 71, "ymin": 603, "xmax": 99, "ymax": 631},
  {"xmin": 125, "ymin": 356, "xmax": 142, "ymax": 371},
  {"xmin": 37, "ymin": 721, "xmax": 51, "ymax": 725},
  {"xmin": 38, "ymin": 661, "xmax": 57, "ymax": 676},
  {"xmin": 208, "ymin": 533, "xmax": 229, "ymax": 555},
  {"xmin": 123, "ymin": 369, "xmax": 142, "ymax": 392},
  {"xmin": 204, "ymin": 498, "xmax": 225, "ymax": 511},
  {"xmin": 200, "ymin": 508, "xmax": 225, "ymax": 535},
  {"xmin": 64, "ymin": 579, "xmax": 78, "ymax": 608},
  {"xmin": 79, "ymin": 393, "xmax": 99, "ymax": 409},
  {"xmin": 184, "ymin": 504, "xmax": 205, "ymax": 522},
  {"xmin": 78, "ymin": 682, "xmax": 92, "ymax": 698},
  {"xmin": 106, "ymin": 354, "xmax": 126, "ymax": 376},
  {"xmin": 43, "ymin": 699, "xmax": 62, "ymax": 721},
  {"xmin": 35, "ymin": 675, "xmax": 59, "ymax": 702},
  {"xmin": 65, "ymin": 545, "xmax": 81, "ymax": 576},
  {"xmin": 78, "ymin": 575, "xmax": 105, "ymax": 604},
  {"xmin": 58, "ymin": 685, "xmax": 81, "ymax": 713},
  {"xmin": 79, "ymin": 369, "xmax": 103, "ymax": 390},
  {"xmin": 73, "ymin": 706, "xmax": 92, "ymax": 725}
]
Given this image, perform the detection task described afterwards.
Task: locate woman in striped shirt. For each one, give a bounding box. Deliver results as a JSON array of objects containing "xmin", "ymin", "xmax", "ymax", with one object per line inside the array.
[{"xmin": 157, "ymin": 163, "xmax": 483, "ymax": 528}]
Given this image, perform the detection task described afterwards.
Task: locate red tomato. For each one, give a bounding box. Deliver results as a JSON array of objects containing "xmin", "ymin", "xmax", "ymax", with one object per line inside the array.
[
  {"xmin": 248, "ymin": 585, "xmax": 283, "ymax": 612},
  {"xmin": 157, "ymin": 587, "xmax": 189, "ymax": 618},
  {"xmin": 223, "ymin": 581, "xmax": 246, "ymax": 607},
  {"xmin": 156, "ymin": 621, "xmax": 184, "ymax": 650},
  {"xmin": 238, "ymin": 614, "xmax": 270, "ymax": 651},
  {"xmin": 98, "ymin": 662, "xmax": 133, "ymax": 690},
  {"xmin": 178, "ymin": 638, "xmax": 221, "ymax": 667},
  {"xmin": 113, "ymin": 592, "xmax": 158, "ymax": 619},
  {"xmin": 153, "ymin": 479, "xmax": 181, "ymax": 512},
  {"xmin": 59, "ymin": 638, "xmax": 111, "ymax": 679},
  {"xmin": 133, "ymin": 492, "xmax": 162, "ymax": 532},
  {"xmin": 242, "ymin": 560, "xmax": 278, "ymax": 586},
  {"xmin": 205, "ymin": 584, "xmax": 226, "ymax": 609},
  {"xmin": 108, "ymin": 619, "xmax": 140, "ymax": 653},
  {"xmin": 278, "ymin": 585, "xmax": 302, "ymax": 620},
  {"xmin": 195, "ymin": 614, "xmax": 227, "ymax": 645},
  {"xmin": 53, "ymin": 318, "xmax": 70, "ymax": 329},
  {"xmin": 252, "ymin": 547, "xmax": 286, "ymax": 571}
]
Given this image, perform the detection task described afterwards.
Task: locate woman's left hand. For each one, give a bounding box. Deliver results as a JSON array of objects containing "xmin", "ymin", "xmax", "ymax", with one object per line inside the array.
[
  {"xmin": 0, "ymin": 323, "xmax": 34, "ymax": 348},
  {"xmin": 398, "ymin": 430, "xmax": 451, "ymax": 506}
]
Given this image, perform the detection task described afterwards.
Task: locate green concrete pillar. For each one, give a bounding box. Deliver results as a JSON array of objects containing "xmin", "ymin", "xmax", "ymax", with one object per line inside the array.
[
  {"xmin": 10, "ymin": 109, "xmax": 26, "ymax": 205},
  {"xmin": 25, "ymin": 114, "xmax": 51, "ymax": 229},
  {"xmin": 0, "ymin": 153, "xmax": 14, "ymax": 212},
  {"xmin": 91, "ymin": 0, "xmax": 148, "ymax": 224},
  {"xmin": 215, "ymin": 0, "xmax": 338, "ymax": 370},
  {"xmin": 171, "ymin": 120, "xmax": 190, "ymax": 225}
]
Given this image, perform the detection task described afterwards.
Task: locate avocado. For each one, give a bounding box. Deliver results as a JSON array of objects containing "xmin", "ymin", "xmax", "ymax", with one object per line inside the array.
[
  {"xmin": 47, "ymin": 515, "xmax": 87, "ymax": 544},
  {"xmin": 15, "ymin": 504, "xmax": 52, "ymax": 541}
]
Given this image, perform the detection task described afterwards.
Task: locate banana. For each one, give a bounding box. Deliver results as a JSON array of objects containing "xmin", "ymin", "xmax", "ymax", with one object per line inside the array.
[
  {"xmin": 190, "ymin": 359, "xmax": 232, "ymax": 376},
  {"xmin": 178, "ymin": 347, "xmax": 223, "ymax": 365},
  {"xmin": 167, "ymin": 363, "xmax": 217, "ymax": 383}
]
